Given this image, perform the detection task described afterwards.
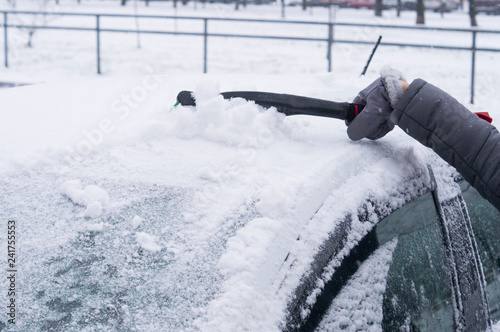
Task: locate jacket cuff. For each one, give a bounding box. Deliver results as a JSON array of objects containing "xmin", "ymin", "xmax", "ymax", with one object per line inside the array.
[
  {"xmin": 390, "ymin": 78, "xmax": 428, "ymax": 125},
  {"xmin": 380, "ymin": 66, "xmax": 405, "ymax": 108}
]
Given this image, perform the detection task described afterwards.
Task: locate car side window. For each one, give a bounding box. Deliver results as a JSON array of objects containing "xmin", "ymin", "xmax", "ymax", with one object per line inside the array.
[
  {"xmin": 378, "ymin": 192, "xmax": 454, "ymax": 331},
  {"xmin": 460, "ymin": 181, "xmax": 500, "ymax": 322},
  {"xmin": 315, "ymin": 192, "xmax": 455, "ymax": 331}
]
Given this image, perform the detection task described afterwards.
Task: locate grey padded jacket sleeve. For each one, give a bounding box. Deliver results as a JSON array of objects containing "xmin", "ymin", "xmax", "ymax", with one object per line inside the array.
[{"xmin": 390, "ymin": 78, "xmax": 500, "ymax": 210}]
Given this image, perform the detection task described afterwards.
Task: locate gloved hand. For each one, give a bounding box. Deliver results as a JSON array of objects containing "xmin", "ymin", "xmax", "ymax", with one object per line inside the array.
[{"xmin": 347, "ymin": 67, "xmax": 406, "ymax": 141}]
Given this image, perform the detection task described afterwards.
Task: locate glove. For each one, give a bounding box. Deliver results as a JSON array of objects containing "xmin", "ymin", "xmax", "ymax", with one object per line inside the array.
[{"xmin": 347, "ymin": 67, "xmax": 406, "ymax": 141}]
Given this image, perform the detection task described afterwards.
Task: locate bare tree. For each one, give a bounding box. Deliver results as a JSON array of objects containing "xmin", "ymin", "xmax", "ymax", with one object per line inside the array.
[
  {"xmin": 133, "ymin": 0, "xmax": 141, "ymax": 48},
  {"xmin": 8, "ymin": 0, "xmax": 58, "ymax": 47},
  {"xmin": 235, "ymin": 0, "xmax": 248, "ymax": 10},
  {"xmin": 416, "ymin": 0, "xmax": 425, "ymax": 24},
  {"xmin": 375, "ymin": 0, "xmax": 383, "ymax": 16},
  {"xmin": 470, "ymin": 0, "xmax": 478, "ymax": 26}
]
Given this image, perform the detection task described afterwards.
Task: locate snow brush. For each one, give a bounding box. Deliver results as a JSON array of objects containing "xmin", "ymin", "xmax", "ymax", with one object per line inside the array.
[{"xmin": 176, "ymin": 90, "xmax": 365, "ymax": 123}]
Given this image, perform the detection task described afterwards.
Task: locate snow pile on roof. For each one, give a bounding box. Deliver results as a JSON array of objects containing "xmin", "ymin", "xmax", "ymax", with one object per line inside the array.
[
  {"xmin": 165, "ymin": 80, "xmax": 286, "ymax": 148},
  {"xmin": 61, "ymin": 180, "xmax": 110, "ymax": 218}
]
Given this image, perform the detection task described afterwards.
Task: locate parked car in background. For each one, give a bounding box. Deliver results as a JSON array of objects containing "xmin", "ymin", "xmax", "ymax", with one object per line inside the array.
[
  {"xmin": 319, "ymin": 0, "xmax": 349, "ymax": 6},
  {"xmin": 402, "ymin": 0, "xmax": 459, "ymax": 11},
  {"xmin": 288, "ymin": 0, "xmax": 347, "ymax": 7},
  {"xmin": 382, "ymin": 0, "xmax": 399, "ymax": 9},
  {"xmin": 476, "ymin": 0, "xmax": 500, "ymax": 14},
  {"xmin": 344, "ymin": 0, "xmax": 375, "ymax": 8}
]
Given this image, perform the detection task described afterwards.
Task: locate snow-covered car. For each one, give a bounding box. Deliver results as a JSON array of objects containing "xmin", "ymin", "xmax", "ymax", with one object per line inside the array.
[{"xmin": 0, "ymin": 76, "xmax": 498, "ymax": 331}]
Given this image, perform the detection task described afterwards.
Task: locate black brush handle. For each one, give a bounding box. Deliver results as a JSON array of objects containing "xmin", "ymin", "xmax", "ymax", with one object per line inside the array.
[{"xmin": 176, "ymin": 90, "xmax": 364, "ymax": 123}]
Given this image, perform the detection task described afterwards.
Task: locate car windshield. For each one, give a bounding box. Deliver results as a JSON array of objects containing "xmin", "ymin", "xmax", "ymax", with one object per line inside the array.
[{"xmin": 0, "ymin": 173, "xmax": 261, "ymax": 331}]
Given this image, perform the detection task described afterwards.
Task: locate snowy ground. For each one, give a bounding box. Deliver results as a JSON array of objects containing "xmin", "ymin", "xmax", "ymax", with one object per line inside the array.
[
  {"xmin": 0, "ymin": 0, "xmax": 499, "ymax": 105},
  {"xmin": 1, "ymin": 0, "xmax": 500, "ymax": 331}
]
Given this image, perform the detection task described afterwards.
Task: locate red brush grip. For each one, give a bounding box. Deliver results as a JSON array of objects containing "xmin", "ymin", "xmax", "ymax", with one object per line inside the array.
[{"xmin": 475, "ymin": 112, "xmax": 493, "ymax": 123}]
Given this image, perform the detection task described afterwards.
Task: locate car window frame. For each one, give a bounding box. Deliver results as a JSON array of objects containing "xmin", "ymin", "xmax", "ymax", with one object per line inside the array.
[{"xmin": 282, "ymin": 167, "xmax": 491, "ymax": 332}]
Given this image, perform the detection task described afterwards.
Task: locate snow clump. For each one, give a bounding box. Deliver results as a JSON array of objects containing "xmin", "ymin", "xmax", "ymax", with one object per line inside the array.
[
  {"xmin": 86, "ymin": 223, "xmax": 105, "ymax": 232},
  {"xmin": 166, "ymin": 80, "xmax": 286, "ymax": 148},
  {"xmin": 83, "ymin": 201, "xmax": 103, "ymax": 218},
  {"xmin": 132, "ymin": 215, "xmax": 143, "ymax": 229},
  {"xmin": 60, "ymin": 180, "xmax": 110, "ymax": 218},
  {"xmin": 135, "ymin": 232, "xmax": 162, "ymax": 252}
]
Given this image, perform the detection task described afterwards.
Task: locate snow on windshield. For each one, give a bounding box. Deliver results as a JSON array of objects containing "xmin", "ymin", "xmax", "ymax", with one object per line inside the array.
[{"xmin": 0, "ymin": 74, "xmax": 441, "ymax": 331}]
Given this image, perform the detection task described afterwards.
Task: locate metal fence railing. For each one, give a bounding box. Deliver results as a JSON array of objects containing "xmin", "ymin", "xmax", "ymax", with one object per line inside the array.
[{"xmin": 1, "ymin": 10, "xmax": 500, "ymax": 103}]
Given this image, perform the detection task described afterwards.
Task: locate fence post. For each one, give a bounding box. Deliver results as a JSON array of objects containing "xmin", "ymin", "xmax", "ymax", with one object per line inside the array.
[
  {"xmin": 3, "ymin": 12, "xmax": 7, "ymax": 68},
  {"xmin": 96, "ymin": 15, "xmax": 101, "ymax": 74},
  {"xmin": 327, "ymin": 22, "xmax": 333, "ymax": 73},
  {"xmin": 203, "ymin": 18, "xmax": 208, "ymax": 74},
  {"xmin": 470, "ymin": 30, "xmax": 476, "ymax": 104}
]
